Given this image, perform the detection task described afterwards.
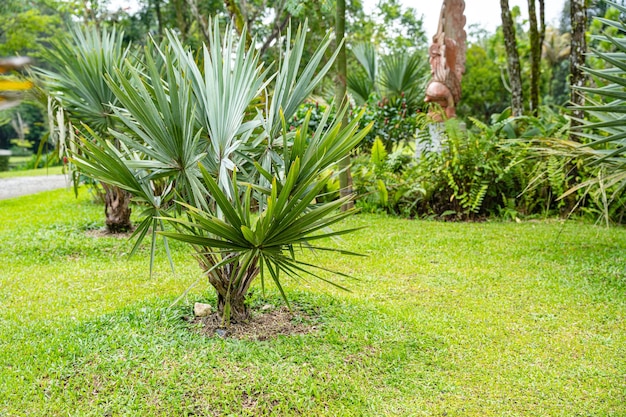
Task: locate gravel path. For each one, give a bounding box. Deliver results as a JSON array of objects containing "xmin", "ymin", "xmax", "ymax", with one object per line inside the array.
[{"xmin": 0, "ymin": 175, "xmax": 68, "ymax": 200}]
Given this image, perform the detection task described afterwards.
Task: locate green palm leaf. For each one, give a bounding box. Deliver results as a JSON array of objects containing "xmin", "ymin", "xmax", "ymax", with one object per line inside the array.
[
  {"xmin": 56, "ymin": 20, "xmax": 371, "ymax": 324},
  {"xmin": 569, "ymin": 0, "xmax": 626, "ymax": 223}
]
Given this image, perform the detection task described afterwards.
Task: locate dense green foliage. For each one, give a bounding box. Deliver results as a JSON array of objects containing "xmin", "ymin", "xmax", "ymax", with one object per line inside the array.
[
  {"xmin": 352, "ymin": 109, "xmax": 600, "ymax": 220},
  {"xmin": 346, "ymin": 43, "xmax": 427, "ymax": 150},
  {"xmin": 457, "ymin": 44, "xmax": 509, "ymax": 122},
  {"xmin": 4, "ymin": 1, "xmax": 617, "ymax": 228},
  {"xmin": 566, "ymin": 0, "xmax": 626, "ymax": 224},
  {"xmin": 0, "ymin": 153, "xmax": 8, "ymax": 171},
  {"xmin": 1, "ymin": 190, "xmax": 625, "ymax": 415}
]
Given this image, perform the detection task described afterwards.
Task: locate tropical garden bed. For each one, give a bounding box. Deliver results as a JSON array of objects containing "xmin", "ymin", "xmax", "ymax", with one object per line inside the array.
[
  {"xmin": 1, "ymin": 189, "xmax": 624, "ymax": 415},
  {"xmin": 2, "ymin": 1, "xmax": 626, "ymax": 415}
]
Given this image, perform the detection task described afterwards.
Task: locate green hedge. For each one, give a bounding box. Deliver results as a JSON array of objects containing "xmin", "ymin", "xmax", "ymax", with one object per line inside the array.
[{"xmin": 0, "ymin": 150, "xmax": 11, "ymax": 172}]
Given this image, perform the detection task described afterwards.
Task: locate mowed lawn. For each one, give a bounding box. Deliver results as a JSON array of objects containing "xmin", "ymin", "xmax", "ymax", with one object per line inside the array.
[{"xmin": 0, "ymin": 188, "xmax": 624, "ymax": 416}]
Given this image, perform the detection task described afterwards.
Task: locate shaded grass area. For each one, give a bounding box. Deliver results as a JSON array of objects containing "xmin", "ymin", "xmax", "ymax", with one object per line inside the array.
[{"xmin": 1, "ymin": 189, "xmax": 625, "ymax": 416}]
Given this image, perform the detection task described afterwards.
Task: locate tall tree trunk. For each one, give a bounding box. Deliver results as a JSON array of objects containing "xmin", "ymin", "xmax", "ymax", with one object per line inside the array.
[
  {"xmin": 187, "ymin": 0, "xmax": 210, "ymax": 45},
  {"xmin": 225, "ymin": 0, "xmax": 252, "ymax": 48},
  {"xmin": 570, "ymin": 0, "xmax": 587, "ymax": 137},
  {"xmin": 528, "ymin": 0, "xmax": 541, "ymax": 116},
  {"xmin": 101, "ymin": 183, "xmax": 132, "ymax": 233},
  {"xmin": 153, "ymin": 0, "xmax": 164, "ymax": 40},
  {"xmin": 539, "ymin": 0, "xmax": 546, "ymax": 48},
  {"xmin": 172, "ymin": 0, "xmax": 189, "ymax": 41},
  {"xmin": 500, "ymin": 0, "xmax": 524, "ymax": 116},
  {"xmin": 335, "ymin": 0, "xmax": 354, "ymax": 211}
]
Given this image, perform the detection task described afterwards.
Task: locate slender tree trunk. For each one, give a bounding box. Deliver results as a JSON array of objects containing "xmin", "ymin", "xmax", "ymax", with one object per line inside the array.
[
  {"xmin": 101, "ymin": 183, "xmax": 132, "ymax": 233},
  {"xmin": 528, "ymin": 0, "xmax": 541, "ymax": 116},
  {"xmin": 172, "ymin": 0, "xmax": 189, "ymax": 41},
  {"xmin": 187, "ymin": 0, "xmax": 211, "ymax": 44},
  {"xmin": 153, "ymin": 0, "xmax": 164, "ymax": 40},
  {"xmin": 539, "ymin": 0, "xmax": 546, "ymax": 48},
  {"xmin": 225, "ymin": 0, "xmax": 252, "ymax": 48},
  {"xmin": 570, "ymin": 0, "xmax": 587, "ymax": 136},
  {"xmin": 335, "ymin": 0, "xmax": 354, "ymax": 211},
  {"xmin": 500, "ymin": 0, "xmax": 524, "ymax": 116},
  {"xmin": 565, "ymin": 0, "xmax": 588, "ymax": 211}
]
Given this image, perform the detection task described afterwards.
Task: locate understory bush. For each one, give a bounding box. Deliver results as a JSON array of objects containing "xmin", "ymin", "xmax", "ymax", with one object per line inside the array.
[
  {"xmin": 16, "ymin": 151, "xmax": 61, "ymax": 170},
  {"xmin": 352, "ymin": 109, "xmax": 595, "ymax": 220},
  {"xmin": 289, "ymin": 96, "xmax": 419, "ymax": 153},
  {"xmin": 356, "ymin": 95, "xmax": 420, "ymax": 151},
  {"xmin": 0, "ymin": 152, "xmax": 8, "ymax": 171}
]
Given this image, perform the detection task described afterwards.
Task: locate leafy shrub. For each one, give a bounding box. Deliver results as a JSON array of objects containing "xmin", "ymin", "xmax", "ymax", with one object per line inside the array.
[
  {"xmin": 0, "ymin": 152, "xmax": 9, "ymax": 171},
  {"xmin": 353, "ymin": 110, "xmax": 579, "ymax": 220},
  {"xmin": 357, "ymin": 95, "xmax": 419, "ymax": 152},
  {"xmin": 289, "ymin": 96, "xmax": 419, "ymax": 154},
  {"xmin": 12, "ymin": 151, "xmax": 61, "ymax": 170},
  {"xmin": 289, "ymin": 101, "xmax": 335, "ymax": 134},
  {"xmin": 346, "ymin": 43, "xmax": 427, "ymax": 152}
]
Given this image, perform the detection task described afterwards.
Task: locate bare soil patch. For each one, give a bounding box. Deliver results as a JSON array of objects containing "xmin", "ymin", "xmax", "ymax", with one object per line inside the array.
[{"xmin": 189, "ymin": 306, "xmax": 318, "ymax": 341}]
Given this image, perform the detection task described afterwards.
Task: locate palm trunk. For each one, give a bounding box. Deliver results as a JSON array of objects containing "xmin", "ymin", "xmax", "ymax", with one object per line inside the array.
[
  {"xmin": 217, "ymin": 292, "xmax": 249, "ymax": 324},
  {"xmin": 335, "ymin": 0, "xmax": 354, "ymax": 211},
  {"xmin": 102, "ymin": 183, "xmax": 132, "ymax": 233},
  {"xmin": 202, "ymin": 253, "xmax": 260, "ymax": 325}
]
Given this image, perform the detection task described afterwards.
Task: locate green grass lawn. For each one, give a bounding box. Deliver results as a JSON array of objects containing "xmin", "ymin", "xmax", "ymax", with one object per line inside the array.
[
  {"xmin": 1, "ymin": 189, "xmax": 625, "ymax": 416},
  {"xmin": 0, "ymin": 165, "xmax": 64, "ymax": 178}
]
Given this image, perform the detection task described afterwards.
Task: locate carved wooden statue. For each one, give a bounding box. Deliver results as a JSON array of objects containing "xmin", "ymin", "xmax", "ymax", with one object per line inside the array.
[{"xmin": 424, "ymin": 0, "xmax": 467, "ymax": 121}]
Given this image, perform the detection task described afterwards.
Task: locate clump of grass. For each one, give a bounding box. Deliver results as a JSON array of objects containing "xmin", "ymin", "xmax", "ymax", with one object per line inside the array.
[{"xmin": 1, "ymin": 189, "xmax": 625, "ymax": 415}]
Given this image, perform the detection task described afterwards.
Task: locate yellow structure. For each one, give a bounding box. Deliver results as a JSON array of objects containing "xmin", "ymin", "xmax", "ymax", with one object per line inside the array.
[{"xmin": 0, "ymin": 57, "xmax": 33, "ymax": 111}]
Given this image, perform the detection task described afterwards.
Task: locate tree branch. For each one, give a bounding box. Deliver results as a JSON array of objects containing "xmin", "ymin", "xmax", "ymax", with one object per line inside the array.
[{"xmin": 259, "ymin": 13, "xmax": 291, "ymax": 57}]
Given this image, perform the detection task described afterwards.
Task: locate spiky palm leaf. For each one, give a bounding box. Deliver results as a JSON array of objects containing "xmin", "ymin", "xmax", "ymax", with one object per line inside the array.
[
  {"xmin": 39, "ymin": 25, "xmax": 136, "ymax": 234},
  {"xmin": 68, "ymin": 21, "xmax": 371, "ymax": 323},
  {"xmin": 347, "ymin": 44, "xmax": 427, "ymax": 109},
  {"xmin": 378, "ymin": 52, "xmax": 427, "ymax": 108},
  {"xmin": 352, "ymin": 43, "xmax": 377, "ymax": 83},
  {"xmin": 39, "ymin": 26, "xmax": 130, "ymax": 134},
  {"xmin": 347, "ymin": 43, "xmax": 377, "ymax": 104},
  {"xmin": 569, "ymin": 0, "xmax": 626, "ymax": 221}
]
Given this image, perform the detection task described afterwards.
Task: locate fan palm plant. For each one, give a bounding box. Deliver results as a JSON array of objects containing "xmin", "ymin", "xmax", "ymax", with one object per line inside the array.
[
  {"xmin": 71, "ymin": 21, "xmax": 372, "ymax": 324},
  {"xmin": 568, "ymin": 0, "xmax": 626, "ymax": 222},
  {"xmin": 347, "ymin": 43, "xmax": 427, "ymax": 108},
  {"xmin": 39, "ymin": 26, "xmax": 134, "ymax": 233}
]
